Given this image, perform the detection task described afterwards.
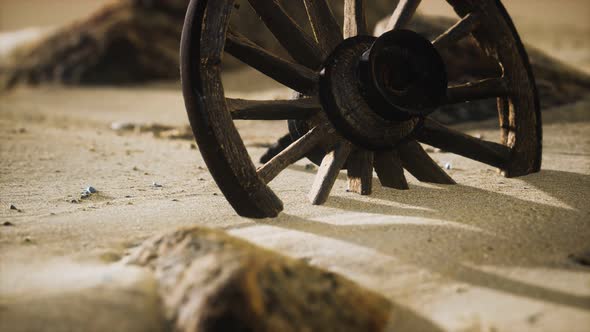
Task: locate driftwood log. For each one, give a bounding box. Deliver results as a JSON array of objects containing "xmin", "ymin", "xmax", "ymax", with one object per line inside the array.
[
  {"xmin": 1, "ymin": 0, "xmax": 589, "ymax": 124},
  {"xmin": 125, "ymin": 227, "xmax": 392, "ymax": 332}
]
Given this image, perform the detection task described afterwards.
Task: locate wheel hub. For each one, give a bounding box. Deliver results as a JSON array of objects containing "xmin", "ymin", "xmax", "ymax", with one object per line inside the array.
[{"xmin": 319, "ymin": 30, "xmax": 447, "ymax": 149}]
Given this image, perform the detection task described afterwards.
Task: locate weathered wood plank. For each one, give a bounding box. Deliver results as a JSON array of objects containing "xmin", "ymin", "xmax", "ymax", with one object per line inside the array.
[
  {"xmin": 247, "ymin": 0, "xmax": 323, "ymax": 68},
  {"xmin": 257, "ymin": 124, "xmax": 329, "ymax": 183},
  {"xmin": 447, "ymin": 77, "xmax": 509, "ymax": 104},
  {"xmin": 398, "ymin": 140, "xmax": 456, "ymax": 184},
  {"xmin": 309, "ymin": 141, "xmax": 352, "ymax": 205},
  {"xmin": 303, "ymin": 0, "xmax": 342, "ymax": 55},
  {"xmin": 343, "ymin": 0, "xmax": 368, "ymax": 37},
  {"xmin": 385, "ymin": 0, "xmax": 422, "ymax": 32},
  {"xmin": 374, "ymin": 150, "xmax": 409, "ymax": 190},
  {"xmin": 415, "ymin": 119, "xmax": 511, "ymax": 169},
  {"xmin": 347, "ymin": 149, "xmax": 374, "ymax": 195},
  {"xmin": 227, "ymin": 97, "xmax": 320, "ymax": 120},
  {"xmin": 432, "ymin": 12, "xmax": 481, "ymax": 50},
  {"xmin": 225, "ymin": 30, "xmax": 319, "ymax": 94}
]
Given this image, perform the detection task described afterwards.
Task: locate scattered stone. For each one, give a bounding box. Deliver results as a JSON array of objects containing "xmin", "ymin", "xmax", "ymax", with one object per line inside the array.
[
  {"xmin": 70, "ymin": 199, "xmax": 81, "ymax": 204},
  {"xmin": 190, "ymin": 143, "xmax": 197, "ymax": 150},
  {"xmin": 125, "ymin": 227, "xmax": 392, "ymax": 332},
  {"xmin": 152, "ymin": 182, "xmax": 163, "ymax": 188},
  {"xmin": 171, "ymin": 199, "xmax": 179, "ymax": 202},
  {"xmin": 110, "ymin": 121, "xmax": 135, "ymax": 132},
  {"xmin": 23, "ymin": 237, "xmax": 33, "ymax": 243},
  {"xmin": 213, "ymin": 193, "xmax": 218, "ymax": 196},
  {"xmin": 86, "ymin": 186, "xmax": 98, "ymax": 194},
  {"xmin": 9, "ymin": 204, "xmax": 22, "ymax": 213},
  {"xmin": 3, "ymin": 221, "xmax": 14, "ymax": 227},
  {"xmin": 132, "ymin": 166, "xmax": 139, "ymax": 171},
  {"xmin": 445, "ymin": 162, "xmax": 452, "ymax": 170}
]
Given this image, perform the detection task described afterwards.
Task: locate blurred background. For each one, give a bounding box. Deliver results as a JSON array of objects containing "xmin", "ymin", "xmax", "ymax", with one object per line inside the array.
[{"xmin": 1, "ymin": 0, "xmax": 588, "ymax": 72}]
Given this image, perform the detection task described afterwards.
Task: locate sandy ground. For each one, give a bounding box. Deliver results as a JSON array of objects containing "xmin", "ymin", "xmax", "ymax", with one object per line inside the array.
[
  {"xmin": 1, "ymin": 1, "xmax": 590, "ymax": 332},
  {"xmin": 1, "ymin": 71, "xmax": 589, "ymax": 331}
]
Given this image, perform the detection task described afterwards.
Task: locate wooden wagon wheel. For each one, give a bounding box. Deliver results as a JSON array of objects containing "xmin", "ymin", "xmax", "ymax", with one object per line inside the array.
[{"xmin": 180, "ymin": 0, "xmax": 541, "ymax": 218}]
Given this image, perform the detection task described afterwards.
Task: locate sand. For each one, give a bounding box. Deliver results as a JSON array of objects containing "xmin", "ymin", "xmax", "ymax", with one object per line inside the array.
[{"xmin": 1, "ymin": 1, "xmax": 590, "ymax": 331}]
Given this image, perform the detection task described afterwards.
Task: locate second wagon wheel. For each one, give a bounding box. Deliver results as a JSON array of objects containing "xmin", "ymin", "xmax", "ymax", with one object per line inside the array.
[{"xmin": 180, "ymin": 0, "xmax": 542, "ymax": 218}]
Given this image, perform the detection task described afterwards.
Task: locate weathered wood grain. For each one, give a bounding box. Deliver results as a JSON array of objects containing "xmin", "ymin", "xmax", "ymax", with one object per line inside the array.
[
  {"xmin": 303, "ymin": 0, "xmax": 342, "ymax": 56},
  {"xmin": 432, "ymin": 12, "xmax": 481, "ymax": 50},
  {"xmin": 384, "ymin": 0, "xmax": 422, "ymax": 32},
  {"xmin": 247, "ymin": 0, "xmax": 324, "ymax": 68},
  {"xmin": 257, "ymin": 124, "xmax": 330, "ymax": 183},
  {"xmin": 344, "ymin": 0, "xmax": 368, "ymax": 37},
  {"xmin": 347, "ymin": 149, "xmax": 374, "ymax": 195},
  {"xmin": 225, "ymin": 29, "xmax": 319, "ymax": 94},
  {"xmin": 415, "ymin": 119, "xmax": 512, "ymax": 169},
  {"xmin": 309, "ymin": 141, "xmax": 352, "ymax": 205},
  {"xmin": 227, "ymin": 97, "xmax": 320, "ymax": 120},
  {"xmin": 374, "ymin": 150, "xmax": 409, "ymax": 190},
  {"xmin": 398, "ymin": 140, "xmax": 456, "ymax": 184},
  {"xmin": 447, "ymin": 77, "xmax": 509, "ymax": 104}
]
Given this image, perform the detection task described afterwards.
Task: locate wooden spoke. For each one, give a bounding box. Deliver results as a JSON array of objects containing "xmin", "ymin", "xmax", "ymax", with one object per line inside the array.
[
  {"xmin": 258, "ymin": 124, "xmax": 330, "ymax": 184},
  {"xmin": 303, "ymin": 0, "xmax": 342, "ymax": 55},
  {"xmin": 415, "ymin": 119, "xmax": 511, "ymax": 169},
  {"xmin": 225, "ymin": 30, "xmax": 319, "ymax": 94},
  {"xmin": 374, "ymin": 150, "xmax": 409, "ymax": 190},
  {"xmin": 344, "ymin": 0, "xmax": 368, "ymax": 37},
  {"xmin": 347, "ymin": 149, "xmax": 374, "ymax": 195},
  {"xmin": 309, "ymin": 141, "xmax": 352, "ymax": 205},
  {"xmin": 447, "ymin": 77, "xmax": 509, "ymax": 104},
  {"xmin": 398, "ymin": 140, "xmax": 456, "ymax": 184},
  {"xmin": 227, "ymin": 98, "xmax": 320, "ymax": 120},
  {"xmin": 247, "ymin": 0, "xmax": 324, "ymax": 69},
  {"xmin": 385, "ymin": 0, "xmax": 422, "ymax": 32},
  {"xmin": 433, "ymin": 12, "xmax": 481, "ymax": 50}
]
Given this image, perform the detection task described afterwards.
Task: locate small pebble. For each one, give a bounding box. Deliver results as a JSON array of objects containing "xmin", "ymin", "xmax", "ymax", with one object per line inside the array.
[
  {"xmin": 305, "ymin": 163, "xmax": 316, "ymax": 171},
  {"xmin": 3, "ymin": 221, "xmax": 14, "ymax": 227},
  {"xmin": 152, "ymin": 182, "xmax": 163, "ymax": 188},
  {"xmin": 70, "ymin": 199, "xmax": 80, "ymax": 204},
  {"xmin": 23, "ymin": 237, "xmax": 33, "ymax": 243},
  {"xmin": 190, "ymin": 143, "xmax": 197, "ymax": 150},
  {"xmin": 444, "ymin": 162, "xmax": 452, "ymax": 170},
  {"xmin": 213, "ymin": 193, "xmax": 218, "ymax": 196},
  {"xmin": 172, "ymin": 199, "xmax": 179, "ymax": 202},
  {"xmin": 86, "ymin": 186, "xmax": 98, "ymax": 194},
  {"xmin": 9, "ymin": 204, "xmax": 18, "ymax": 210}
]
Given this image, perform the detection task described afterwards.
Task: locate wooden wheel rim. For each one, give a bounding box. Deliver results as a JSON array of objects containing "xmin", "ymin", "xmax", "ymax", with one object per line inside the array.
[{"xmin": 181, "ymin": 0, "xmax": 542, "ymax": 218}]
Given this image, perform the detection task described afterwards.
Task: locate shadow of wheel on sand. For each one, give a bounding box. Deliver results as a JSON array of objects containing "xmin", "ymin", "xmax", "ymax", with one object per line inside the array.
[{"xmin": 259, "ymin": 170, "xmax": 590, "ymax": 323}]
